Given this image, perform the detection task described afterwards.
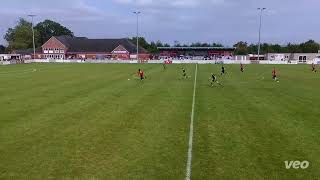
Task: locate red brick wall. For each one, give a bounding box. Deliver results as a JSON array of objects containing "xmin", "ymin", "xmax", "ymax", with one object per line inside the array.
[
  {"xmin": 112, "ymin": 54, "xmax": 130, "ymax": 60},
  {"xmin": 138, "ymin": 54, "xmax": 150, "ymax": 60}
]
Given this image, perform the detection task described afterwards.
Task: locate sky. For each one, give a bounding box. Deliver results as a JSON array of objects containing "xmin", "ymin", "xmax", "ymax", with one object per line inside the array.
[{"xmin": 0, "ymin": 0, "xmax": 319, "ymax": 46}]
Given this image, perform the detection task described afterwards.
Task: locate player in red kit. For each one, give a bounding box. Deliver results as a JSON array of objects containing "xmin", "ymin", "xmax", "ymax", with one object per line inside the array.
[
  {"xmin": 138, "ymin": 69, "xmax": 144, "ymax": 80},
  {"xmin": 272, "ymin": 67, "xmax": 278, "ymax": 81}
]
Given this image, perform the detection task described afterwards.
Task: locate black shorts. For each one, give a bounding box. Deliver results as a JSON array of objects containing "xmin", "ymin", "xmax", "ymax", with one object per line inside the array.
[
  {"xmin": 140, "ymin": 76, "xmax": 144, "ymax": 80},
  {"xmin": 273, "ymin": 75, "xmax": 277, "ymax": 79}
]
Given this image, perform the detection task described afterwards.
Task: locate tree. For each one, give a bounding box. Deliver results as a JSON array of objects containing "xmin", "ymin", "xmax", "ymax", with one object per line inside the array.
[
  {"xmin": 189, "ymin": 42, "xmax": 222, "ymax": 47},
  {"xmin": 174, "ymin": 40, "xmax": 181, "ymax": 47},
  {"xmin": 35, "ymin": 19, "xmax": 74, "ymax": 45},
  {"xmin": 148, "ymin": 41, "xmax": 159, "ymax": 54},
  {"xmin": 237, "ymin": 40, "xmax": 319, "ymax": 54},
  {"xmin": 190, "ymin": 42, "xmax": 202, "ymax": 47},
  {"xmin": 129, "ymin": 37, "xmax": 161, "ymax": 53},
  {"xmin": 270, "ymin": 44, "xmax": 282, "ymax": 53},
  {"xmin": 284, "ymin": 43, "xmax": 301, "ymax": 53},
  {"xmin": 155, "ymin": 40, "xmax": 164, "ymax": 47},
  {"xmin": 4, "ymin": 18, "xmax": 40, "ymax": 51},
  {"xmin": 260, "ymin": 43, "xmax": 271, "ymax": 54},
  {"xmin": 130, "ymin": 37, "xmax": 148, "ymax": 49},
  {"xmin": 163, "ymin": 43, "xmax": 171, "ymax": 47},
  {"xmin": 247, "ymin": 44, "xmax": 258, "ymax": 54},
  {"xmin": 233, "ymin": 41, "xmax": 248, "ymax": 55},
  {"xmin": 212, "ymin": 43, "xmax": 223, "ymax": 47},
  {"xmin": 299, "ymin": 40, "xmax": 319, "ymax": 53},
  {"xmin": 0, "ymin": 45, "xmax": 5, "ymax": 53},
  {"xmin": 201, "ymin": 43, "xmax": 210, "ymax": 47}
]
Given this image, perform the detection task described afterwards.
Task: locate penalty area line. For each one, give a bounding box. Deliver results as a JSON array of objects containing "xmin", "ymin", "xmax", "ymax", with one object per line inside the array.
[{"xmin": 185, "ymin": 64, "xmax": 198, "ymax": 180}]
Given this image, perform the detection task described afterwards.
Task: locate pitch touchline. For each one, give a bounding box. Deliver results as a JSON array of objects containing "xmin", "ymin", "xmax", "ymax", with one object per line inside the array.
[{"xmin": 185, "ymin": 64, "xmax": 198, "ymax": 180}]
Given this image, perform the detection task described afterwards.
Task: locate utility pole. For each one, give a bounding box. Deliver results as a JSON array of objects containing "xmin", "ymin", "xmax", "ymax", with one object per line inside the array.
[
  {"xmin": 133, "ymin": 11, "xmax": 141, "ymax": 62},
  {"xmin": 28, "ymin": 14, "xmax": 36, "ymax": 60},
  {"xmin": 257, "ymin": 8, "xmax": 266, "ymax": 60}
]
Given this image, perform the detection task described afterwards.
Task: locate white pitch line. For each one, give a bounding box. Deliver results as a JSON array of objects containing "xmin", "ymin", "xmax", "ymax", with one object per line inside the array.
[{"xmin": 185, "ymin": 64, "xmax": 198, "ymax": 180}]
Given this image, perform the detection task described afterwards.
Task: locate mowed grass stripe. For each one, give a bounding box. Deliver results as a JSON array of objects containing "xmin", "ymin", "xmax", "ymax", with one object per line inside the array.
[
  {"xmin": 0, "ymin": 63, "xmax": 161, "ymax": 148},
  {"xmin": 0, "ymin": 64, "xmax": 146, "ymax": 128},
  {"xmin": 1, "ymin": 64, "xmax": 318, "ymax": 179},
  {"xmin": 0, "ymin": 64, "xmax": 195, "ymax": 179},
  {"xmin": 192, "ymin": 64, "xmax": 320, "ymax": 179}
]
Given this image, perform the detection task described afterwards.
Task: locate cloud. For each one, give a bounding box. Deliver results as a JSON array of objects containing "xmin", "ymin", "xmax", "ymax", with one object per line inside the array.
[
  {"xmin": 0, "ymin": 0, "xmax": 124, "ymax": 44},
  {"xmin": 0, "ymin": 0, "xmax": 320, "ymax": 46},
  {"xmin": 112, "ymin": 0, "xmax": 226, "ymax": 8}
]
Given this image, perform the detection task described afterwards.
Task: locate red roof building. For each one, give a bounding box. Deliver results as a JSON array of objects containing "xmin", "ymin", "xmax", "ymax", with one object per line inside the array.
[{"xmin": 36, "ymin": 36, "xmax": 149, "ymax": 60}]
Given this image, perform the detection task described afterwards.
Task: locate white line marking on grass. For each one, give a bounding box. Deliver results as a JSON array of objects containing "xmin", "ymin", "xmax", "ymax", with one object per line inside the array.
[{"xmin": 185, "ymin": 64, "xmax": 198, "ymax": 180}]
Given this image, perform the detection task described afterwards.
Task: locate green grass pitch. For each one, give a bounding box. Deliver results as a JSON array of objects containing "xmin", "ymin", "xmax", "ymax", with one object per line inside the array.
[{"xmin": 0, "ymin": 63, "xmax": 319, "ymax": 179}]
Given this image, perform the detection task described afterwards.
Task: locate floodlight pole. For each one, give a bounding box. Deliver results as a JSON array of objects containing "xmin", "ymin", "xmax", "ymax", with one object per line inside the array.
[
  {"xmin": 28, "ymin": 14, "xmax": 36, "ymax": 60},
  {"xmin": 257, "ymin": 8, "xmax": 266, "ymax": 60},
  {"xmin": 133, "ymin": 11, "xmax": 141, "ymax": 62}
]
